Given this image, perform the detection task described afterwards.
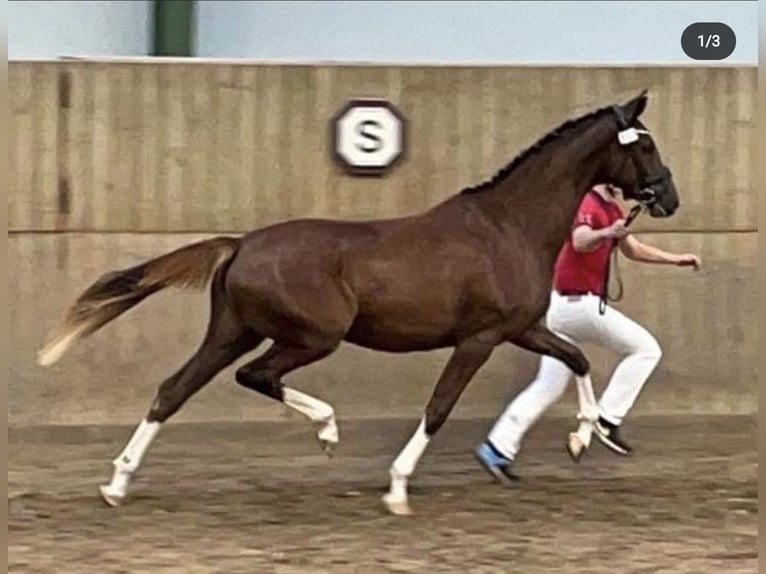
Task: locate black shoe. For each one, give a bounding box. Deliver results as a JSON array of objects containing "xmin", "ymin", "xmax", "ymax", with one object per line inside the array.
[{"xmin": 594, "ymin": 417, "xmax": 633, "ymax": 456}]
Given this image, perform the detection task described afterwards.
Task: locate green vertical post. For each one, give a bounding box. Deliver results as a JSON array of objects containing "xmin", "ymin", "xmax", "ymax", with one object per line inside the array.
[{"xmin": 152, "ymin": 0, "xmax": 196, "ymax": 57}]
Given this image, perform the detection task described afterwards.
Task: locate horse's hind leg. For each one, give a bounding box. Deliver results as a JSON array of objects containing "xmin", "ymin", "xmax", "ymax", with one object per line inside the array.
[
  {"xmin": 99, "ymin": 277, "xmax": 263, "ymax": 507},
  {"xmin": 235, "ymin": 342, "xmax": 341, "ymax": 455}
]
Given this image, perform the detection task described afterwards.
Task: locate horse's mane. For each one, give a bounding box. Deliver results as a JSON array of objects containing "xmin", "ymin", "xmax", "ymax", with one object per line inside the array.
[{"xmin": 460, "ymin": 104, "xmax": 614, "ymax": 195}]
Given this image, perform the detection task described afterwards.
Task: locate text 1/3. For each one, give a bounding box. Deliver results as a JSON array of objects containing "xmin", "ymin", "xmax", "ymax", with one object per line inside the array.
[{"xmin": 697, "ymin": 34, "xmax": 720, "ymax": 48}]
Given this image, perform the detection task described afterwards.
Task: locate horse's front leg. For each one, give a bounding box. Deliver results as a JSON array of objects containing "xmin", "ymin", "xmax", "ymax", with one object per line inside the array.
[
  {"xmin": 509, "ymin": 322, "xmax": 598, "ymax": 461},
  {"xmin": 382, "ymin": 332, "xmax": 498, "ymax": 516}
]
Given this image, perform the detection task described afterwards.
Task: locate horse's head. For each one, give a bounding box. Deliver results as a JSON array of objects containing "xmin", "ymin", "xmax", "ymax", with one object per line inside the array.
[{"xmin": 599, "ymin": 90, "xmax": 679, "ymax": 218}]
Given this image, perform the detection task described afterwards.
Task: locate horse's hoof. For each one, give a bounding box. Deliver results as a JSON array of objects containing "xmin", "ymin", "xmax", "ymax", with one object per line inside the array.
[
  {"xmin": 319, "ymin": 439, "xmax": 335, "ymax": 458},
  {"xmin": 99, "ymin": 485, "xmax": 125, "ymax": 507},
  {"xmin": 381, "ymin": 493, "xmax": 414, "ymax": 516},
  {"xmin": 317, "ymin": 420, "xmax": 338, "ymax": 458},
  {"xmin": 566, "ymin": 432, "xmax": 586, "ymax": 463}
]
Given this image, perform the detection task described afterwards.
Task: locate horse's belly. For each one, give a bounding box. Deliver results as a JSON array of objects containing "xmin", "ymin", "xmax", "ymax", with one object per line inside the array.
[{"xmin": 344, "ymin": 313, "xmax": 456, "ymax": 352}]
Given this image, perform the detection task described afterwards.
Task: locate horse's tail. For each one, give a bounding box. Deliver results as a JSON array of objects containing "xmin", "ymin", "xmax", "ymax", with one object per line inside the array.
[{"xmin": 37, "ymin": 236, "xmax": 241, "ymax": 367}]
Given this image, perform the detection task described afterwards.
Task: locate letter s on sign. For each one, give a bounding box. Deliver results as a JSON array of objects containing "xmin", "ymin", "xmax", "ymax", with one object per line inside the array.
[{"xmin": 356, "ymin": 120, "xmax": 384, "ymax": 153}]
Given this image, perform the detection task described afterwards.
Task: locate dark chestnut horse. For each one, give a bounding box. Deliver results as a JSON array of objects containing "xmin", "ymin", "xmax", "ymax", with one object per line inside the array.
[{"xmin": 38, "ymin": 90, "xmax": 679, "ymax": 515}]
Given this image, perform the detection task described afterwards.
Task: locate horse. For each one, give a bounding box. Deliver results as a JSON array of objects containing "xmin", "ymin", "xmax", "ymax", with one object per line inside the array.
[{"xmin": 37, "ymin": 90, "xmax": 679, "ymax": 516}]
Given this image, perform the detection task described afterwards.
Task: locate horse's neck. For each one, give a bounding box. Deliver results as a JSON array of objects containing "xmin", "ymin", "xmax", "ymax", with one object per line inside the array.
[{"xmin": 484, "ymin": 119, "xmax": 613, "ymax": 253}]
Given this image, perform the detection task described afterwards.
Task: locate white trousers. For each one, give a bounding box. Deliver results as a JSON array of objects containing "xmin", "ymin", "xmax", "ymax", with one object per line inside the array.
[{"xmin": 488, "ymin": 291, "xmax": 662, "ymax": 460}]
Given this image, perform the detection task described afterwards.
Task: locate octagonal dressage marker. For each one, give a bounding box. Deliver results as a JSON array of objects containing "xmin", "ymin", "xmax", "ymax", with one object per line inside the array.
[{"xmin": 331, "ymin": 99, "xmax": 407, "ymax": 177}]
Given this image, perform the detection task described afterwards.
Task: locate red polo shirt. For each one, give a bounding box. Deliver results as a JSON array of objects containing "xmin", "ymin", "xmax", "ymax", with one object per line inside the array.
[{"xmin": 553, "ymin": 190, "xmax": 625, "ymax": 296}]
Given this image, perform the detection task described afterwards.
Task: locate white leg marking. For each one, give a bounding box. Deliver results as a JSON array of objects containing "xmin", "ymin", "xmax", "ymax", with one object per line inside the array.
[
  {"xmin": 575, "ymin": 374, "xmax": 599, "ymax": 422},
  {"xmin": 283, "ymin": 387, "xmax": 338, "ymax": 454},
  {"xmin": 382, "ymin": 417, "xmax": 431, "ymax": 516},
  {"xmin": 568, "ymin": 374, "xmax": 599, "ymax": 461},
  {"xmin": 99, "ymin": 419, "xmax": 161, "ymax": 506}
]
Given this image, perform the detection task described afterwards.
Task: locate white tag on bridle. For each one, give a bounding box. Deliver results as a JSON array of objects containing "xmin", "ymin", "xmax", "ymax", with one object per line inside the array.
[{"xmin": 617, "ymin": 127, "xmax": 650, "ymax": 145}]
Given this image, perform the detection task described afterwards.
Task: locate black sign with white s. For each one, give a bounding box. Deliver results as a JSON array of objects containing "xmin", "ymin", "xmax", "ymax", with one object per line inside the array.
[{"xmin": 331, "ymin": 99, "xmax": 406, "ymax": 176}]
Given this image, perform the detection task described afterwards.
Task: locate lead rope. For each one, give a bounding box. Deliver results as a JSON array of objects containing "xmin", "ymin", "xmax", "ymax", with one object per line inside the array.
[{"xmin": 599, "ymin": 204, "xmax": 643, "ymax": 315}]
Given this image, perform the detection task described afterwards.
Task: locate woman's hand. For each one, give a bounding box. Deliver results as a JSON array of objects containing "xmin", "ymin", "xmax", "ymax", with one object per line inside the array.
[{"xmin": 675, "ymin": 253, "xmax": 701, "ymax": 270}]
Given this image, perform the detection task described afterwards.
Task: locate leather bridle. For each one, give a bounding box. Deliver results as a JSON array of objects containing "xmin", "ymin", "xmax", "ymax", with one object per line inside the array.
[
  {"xmin": 611, "ymin": 105, "xmax": 673, "ymax": 216},
  {"xmin": 598, "ymin": 107, "xmax": 673, "ymax": 315}
]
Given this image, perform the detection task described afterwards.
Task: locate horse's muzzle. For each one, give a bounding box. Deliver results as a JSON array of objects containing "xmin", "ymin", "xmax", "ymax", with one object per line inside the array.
[{"xmin": 648, "ymin": 202, "xmax": 671, "ymax": 217}]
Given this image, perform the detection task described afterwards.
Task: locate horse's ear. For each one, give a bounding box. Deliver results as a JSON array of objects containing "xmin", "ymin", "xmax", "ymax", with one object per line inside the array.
[{"xmin": 622, "ymin": 89, "xmax": 648, "ymax": 123}]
